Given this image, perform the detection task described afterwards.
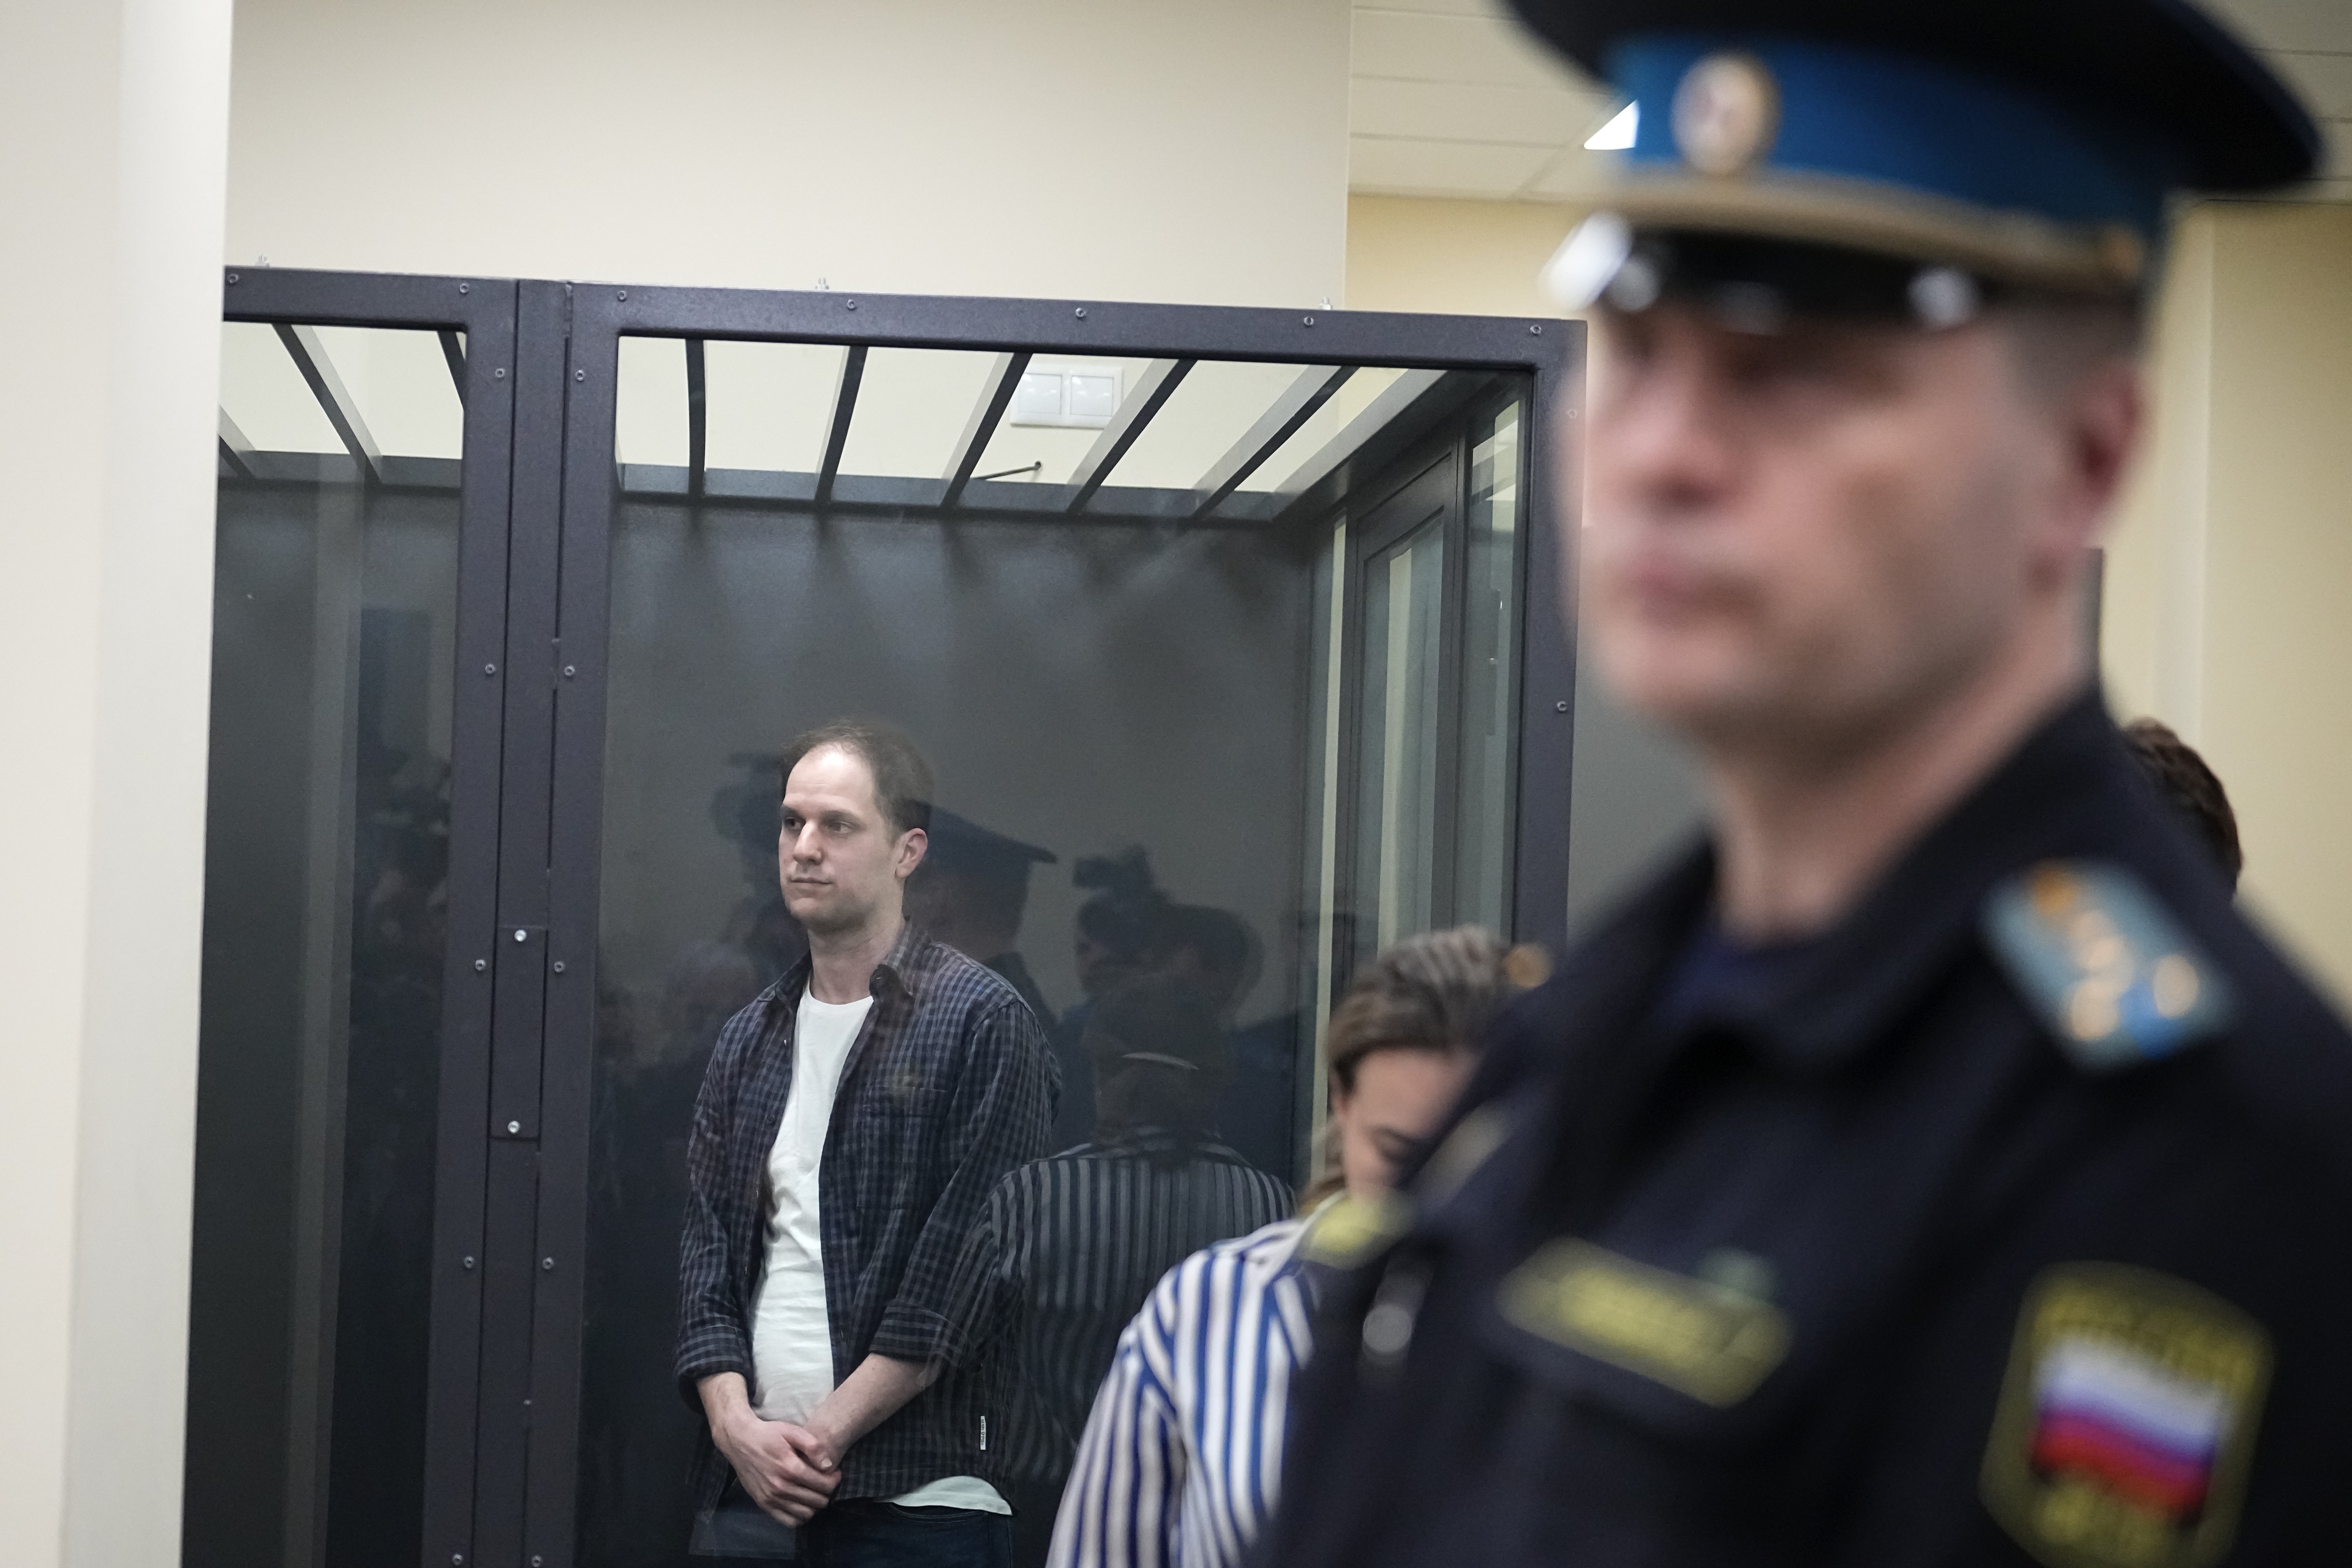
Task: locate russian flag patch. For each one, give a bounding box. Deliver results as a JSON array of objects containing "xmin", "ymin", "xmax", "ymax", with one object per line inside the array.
[{"xmin": 1983, "ymin": 1265, "xmax": 2270, "ymax": 1568}]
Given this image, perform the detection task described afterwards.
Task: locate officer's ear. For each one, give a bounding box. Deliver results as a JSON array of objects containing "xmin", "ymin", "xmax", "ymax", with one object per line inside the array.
[
  {"xmin": 2049, "ymin": 351, "xmax": 2143, "ymax": 557},
  {"xmin": 1998, "ymin": 302, "xmax": 2145, "ymax": 563}
]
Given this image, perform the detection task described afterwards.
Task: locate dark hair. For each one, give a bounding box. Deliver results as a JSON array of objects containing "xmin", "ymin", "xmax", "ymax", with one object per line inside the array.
[
  {"xmin": 2124, "ymin": 718, "xmax": 2243, "ymax": 887},
  {"xmin": 1304, "ymin": 926, "xmax": 1524, "ymax": 1208},
  {"xmin": 1085, "ymin": 975, "xmax": 1231, "ymax": 1143},
  {"xmin": 780, "ymin": 719, "xmax": 934, "ymax": 839}
]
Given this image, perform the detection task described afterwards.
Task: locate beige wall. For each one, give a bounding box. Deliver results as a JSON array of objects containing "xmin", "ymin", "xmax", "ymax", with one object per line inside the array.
[
  {"xmin": 1345, "ymin": 193, "xmax": 1570, "ymax": 317},
  {"xmin": 2103, "ymin": 202, "xmax": 2352, "ymax": 1003},
  {"xmin": 0, "ymin": 0, "xmax": 236, "ymax": 1564},
  {"xmin": 227, "ymin": 0, "xmax": 1350, "ymax": 307}
]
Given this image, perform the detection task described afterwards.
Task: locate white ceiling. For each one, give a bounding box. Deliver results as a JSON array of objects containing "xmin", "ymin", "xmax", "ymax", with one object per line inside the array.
[{"xmin": 1349, "ymin": 0, "xmax": 2352, "ymax": 203}]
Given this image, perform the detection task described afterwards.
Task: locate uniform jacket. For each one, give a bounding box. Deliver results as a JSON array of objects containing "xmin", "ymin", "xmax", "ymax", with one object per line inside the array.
[{"xmin": 1270, "ymin": 690, "xmax": 2352, "ymax": 1566}]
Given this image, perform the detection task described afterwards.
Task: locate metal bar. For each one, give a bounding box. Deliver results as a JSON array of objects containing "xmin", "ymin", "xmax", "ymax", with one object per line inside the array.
[
  {"xmin": 940, "ymin": 350, "xmax": 1031, "ymax": 508},
  {"xmin": 464, "ymin": 278, "xmax": 571, "ymax": 1568},
  {"xmin": 470, "ymin": 1141, "xmax": 541, "ymax": 1568},
  {"xmin": 1279, "ymin": 370, "xmax": 1446, "ymax": 505},
  {"xmin": 685, "ymin": 337, "xmax": 708, "ymax": 499},
  {"xmin": 1064, "ymin": 357, "xmax": 1192, "ymax": 513},
  {"xmin": 274, "ymin": 322, "xmax": 385, "ymax": 485},
  {"xmin": 217, "ymin": 408, "xmax": 256, "ymax": 480},
  {"xmin": 814, "ymin": 345, "xmax": 867, "ymax": 508},
  {"xmin": 562, "ymin": 281, "xmax": 1557, "ymax": 377},
  {"xmin": 439, "ymin": 328, "xmax": 467, "ymax": 406},
  {"xmin": 419, "ymin": 278, "xmax": 519, "ymax": 1568},
  {"xmin": 1190, "ymin": 363, "xmax": 1355, "ymax": 519},
  {"xmin": 1514, "ymin": 330, "xmax": 1579, "ymax": 955},
  {"xmin": 519, "ymin": 281, "xmax": 624, "ymax": 1568}
]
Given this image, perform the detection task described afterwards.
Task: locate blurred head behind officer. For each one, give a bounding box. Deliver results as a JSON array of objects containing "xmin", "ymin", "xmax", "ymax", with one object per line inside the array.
[
  {"xmin": 1270, "ymin": 6, "xmax": 2349, "ymax": 1568},
  {"xmin": 2124, "ymin": 717, "xmax": 2244, "ymax": 887}
]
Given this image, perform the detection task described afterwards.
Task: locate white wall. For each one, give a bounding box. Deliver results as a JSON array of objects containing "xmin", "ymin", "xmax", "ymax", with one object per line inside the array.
[
  {"xmin": 227, "ymin": 0, "xmax": 1352, "ymax": 307},
  {"xmin": 0, "ymin": 0, "xmax": 235, "ymax": 1564}
]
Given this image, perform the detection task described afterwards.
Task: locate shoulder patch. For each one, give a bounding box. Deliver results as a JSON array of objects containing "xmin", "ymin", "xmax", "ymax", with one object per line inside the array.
[
  {"xmin": 1982, "ymin": 1263, "xmax": 2272, "ymax": 1568},
  {"xmin": 1983, "ymin": 861, "xmax": 2234, "ymax": 1072},
  {"xmin": 1498, "ymin": 1238, "xmax": 1791, "ymax": 1407},
  {"xmin": 1297, "ymin": 1189, "xmax": 1412, "ymax": 1271}
]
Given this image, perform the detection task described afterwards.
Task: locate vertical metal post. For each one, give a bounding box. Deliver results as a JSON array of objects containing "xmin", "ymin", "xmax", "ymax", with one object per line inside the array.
[{"xmin": 465, "ymin": 278, "xmax": 573, "ymax": 1568}]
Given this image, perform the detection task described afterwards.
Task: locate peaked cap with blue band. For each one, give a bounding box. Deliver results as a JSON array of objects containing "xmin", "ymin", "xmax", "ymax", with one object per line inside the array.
[{"xmin": 1508, "ymin": 0, "xmax": 2319, "ymax": 296}]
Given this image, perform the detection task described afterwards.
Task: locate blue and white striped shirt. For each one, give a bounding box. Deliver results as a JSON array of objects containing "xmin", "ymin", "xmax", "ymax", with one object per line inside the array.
[{"xmin": 1048, "ymin": 1212, "xmax": 1317, "ymax": 1568}]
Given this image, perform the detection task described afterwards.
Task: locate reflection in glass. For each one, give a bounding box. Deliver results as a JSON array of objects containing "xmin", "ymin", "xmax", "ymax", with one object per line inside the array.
[
  {"xmin": 1456, "ymin": 401, "xmax": 1523, "ymax": 933},
  {"xmin": 187, "ymin": 325, "xmax": 463, "ymax": 1568},
  {"xmin": 577, "ymin": 337, "xmax": 1530, "ymax": 1568},
  {"xmin": 1356, "ymin": 520, "xmax": 1447, "ymax": 954}
]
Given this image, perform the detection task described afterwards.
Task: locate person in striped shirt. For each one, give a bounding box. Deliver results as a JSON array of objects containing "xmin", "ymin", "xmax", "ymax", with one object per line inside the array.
[
  {"xmin": 1048, "ymin": 927, "xmax": 1523, "ymax": 1568},
  {"xmin": 942, "ymin": 972, "xmax": 1295, "ymax": 1564}
]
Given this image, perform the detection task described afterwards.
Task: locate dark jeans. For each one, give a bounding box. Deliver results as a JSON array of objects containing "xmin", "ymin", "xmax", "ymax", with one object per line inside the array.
[
  {"xmin": 690, "ymin": 1491, "xmax": 1011, "ymax": 1568},
  {"xmin": 803, "ymin": 1501, "xmax": 1012, "ymax": 1568}
]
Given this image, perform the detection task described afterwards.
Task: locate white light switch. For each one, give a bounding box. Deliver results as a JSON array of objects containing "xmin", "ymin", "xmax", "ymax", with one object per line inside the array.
[
  {"xmin": 1013, "ymin": 371, "xmax": 1063, "ymax": 422},
  {"xmin": 1067, "ymin": 374, "xmax": 1119, "ymax": 420},
  {"xmin": 1009, "ymin": 362, "xmax": 1123, "ymax": 428}
]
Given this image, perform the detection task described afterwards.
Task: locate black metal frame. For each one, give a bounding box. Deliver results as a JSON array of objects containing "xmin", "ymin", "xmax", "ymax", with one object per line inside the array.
[
  {"xmin": 218, "ymin": 267, "xmax": 520, "ymax": 1568},
  {"xmin": 208, "ymin": 268, "xmax": 1581, "ymax": 1568}
]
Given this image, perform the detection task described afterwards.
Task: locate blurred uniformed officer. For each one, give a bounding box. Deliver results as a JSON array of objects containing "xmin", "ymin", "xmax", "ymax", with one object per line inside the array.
[{"xmin": 1269, "ymin": 3, "xmax": 2349, "ymax": 1565}]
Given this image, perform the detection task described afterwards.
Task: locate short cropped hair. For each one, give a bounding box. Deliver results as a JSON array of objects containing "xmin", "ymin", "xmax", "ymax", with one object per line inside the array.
[
  {"xmin": 2124, "ymin": 718, "xmax": 2242, "ymax": 888},
  {"xmin": 780, "ymin": 719, "xmax": 934, "ymax": 840}
]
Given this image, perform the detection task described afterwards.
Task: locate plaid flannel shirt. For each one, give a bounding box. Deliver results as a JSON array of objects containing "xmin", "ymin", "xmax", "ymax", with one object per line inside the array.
[{"xmin": 674, "ymin": 922, "xmax": 1054, "ymax": 1505}]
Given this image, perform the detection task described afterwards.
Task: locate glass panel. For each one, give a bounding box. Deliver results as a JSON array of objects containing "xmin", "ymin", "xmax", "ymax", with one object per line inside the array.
[
  {"xmin": 187, "ymin": 324, "xmax": 463, "ymax": 1568},
  {"xmin": 580, "ymin": 337, "xmax": 1529, "ymax": 1568},
  {"xmin": 1301, "ymin": 517, "xmax": 1347, "ymax": 1171},
  {"xmin": 1353, "ymin": 519, "xmax": 1448, "ymax": 960},
  {"xmin": 1455, "ymin": 400, "xmax": 1523, "ymax": 932}
]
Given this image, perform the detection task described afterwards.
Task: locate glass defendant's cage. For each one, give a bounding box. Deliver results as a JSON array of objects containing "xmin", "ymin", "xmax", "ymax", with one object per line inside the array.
[{"xmin": 188, "ymin": 269, "xmax": 1584, "ymax": 1568}]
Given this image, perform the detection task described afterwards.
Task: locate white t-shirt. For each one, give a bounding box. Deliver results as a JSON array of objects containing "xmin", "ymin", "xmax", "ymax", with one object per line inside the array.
[{"xmin": 749, "ymin": 985, "xmax": 1008, "ymax": 1515}]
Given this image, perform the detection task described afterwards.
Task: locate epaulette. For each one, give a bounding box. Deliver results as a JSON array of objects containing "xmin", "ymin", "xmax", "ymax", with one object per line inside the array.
[
  {"xmin": 1296, "ymin": 1190, "xmax": 1411, "ymax": 1271},
  {"xmin": 1982, "ymin": 860, "xmax": 2234, "ymax": 1072}
]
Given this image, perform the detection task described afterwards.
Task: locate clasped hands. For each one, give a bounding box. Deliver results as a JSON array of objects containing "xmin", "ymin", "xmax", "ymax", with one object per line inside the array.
[
  {"xmin": 701, "ymin": 1356, "xmax": 939, "ymax": 1528},
  {"xmin": 716, "ymin": 1405, "xmax": 843, "ymax": 1525}
]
